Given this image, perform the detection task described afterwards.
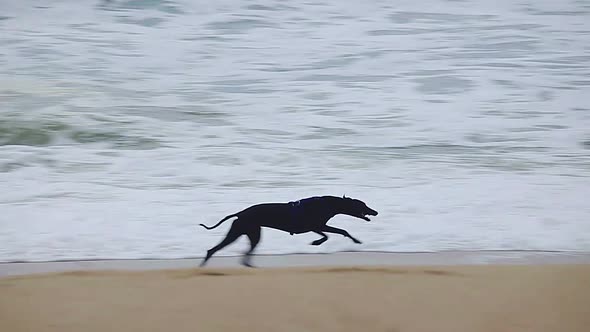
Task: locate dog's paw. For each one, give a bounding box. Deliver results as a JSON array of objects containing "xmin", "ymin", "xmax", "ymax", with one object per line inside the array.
[
  {"xmin": 353, "ymin": 239, "xmax": 362, "ymax": 244},
  {"xmin": 310, "ymin": 239, "xmax": 325, "ymax": 246},
  {"xmin": 241, "ymin": 259, "xmax": 256, "ymax": 268}
]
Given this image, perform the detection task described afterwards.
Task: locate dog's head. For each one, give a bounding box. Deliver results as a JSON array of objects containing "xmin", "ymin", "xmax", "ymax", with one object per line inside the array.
[{"xmin": 341, "ymin": 195, "xmax": 378, "ymax": 221}]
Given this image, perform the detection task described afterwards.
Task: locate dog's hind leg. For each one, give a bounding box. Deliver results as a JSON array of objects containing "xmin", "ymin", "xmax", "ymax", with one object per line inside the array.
[
  {"xmin": 310, "ymin": 231, "xmax": 328, "ymax": 246},
  {"xmin": 200, "ymin": 220, "xmax": 243, "ymax": 267},
  {"xmin": 242, "ymin": 226, "xmax": 261, "ymax": 268},
  {"xmin": 321, "ymin": 225, "xmax": 362, "ymax": 244}
]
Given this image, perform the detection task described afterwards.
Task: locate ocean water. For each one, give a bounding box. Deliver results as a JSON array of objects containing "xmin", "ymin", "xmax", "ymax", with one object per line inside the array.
[{"xmin": 1, "ymin": 0, "xmax": 589, "ymax": 262}]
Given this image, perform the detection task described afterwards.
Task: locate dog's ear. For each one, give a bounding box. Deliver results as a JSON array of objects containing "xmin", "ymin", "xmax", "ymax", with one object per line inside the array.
[{"xmin": 343, "ymin": 194, "xmax": 347, "ymax": 199}]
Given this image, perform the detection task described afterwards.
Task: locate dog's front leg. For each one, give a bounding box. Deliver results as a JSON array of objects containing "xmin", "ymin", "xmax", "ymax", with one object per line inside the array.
[
  {"xmin": 321, "ymin": 225, "xmax": 362, "ymax": 244},
  {"xmin": 310, "ymin": 231, "xmax": 328, "ymax": 246}
]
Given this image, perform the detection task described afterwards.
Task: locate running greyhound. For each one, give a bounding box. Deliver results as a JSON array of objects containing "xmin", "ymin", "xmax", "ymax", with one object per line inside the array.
[{"xmin": 199, "ymin": 195, "xmax": 378, "ymax": 267}]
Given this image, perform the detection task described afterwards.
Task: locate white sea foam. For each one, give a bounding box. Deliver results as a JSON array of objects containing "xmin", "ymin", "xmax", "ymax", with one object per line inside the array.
[{"xmin": 0, "ymin": 0, "xmax": 589, "ymax": 261}]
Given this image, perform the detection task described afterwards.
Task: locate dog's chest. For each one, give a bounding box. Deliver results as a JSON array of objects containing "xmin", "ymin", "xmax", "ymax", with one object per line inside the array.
[{"xmin": 288, "ymin": 197, "xmax": 329, "ymax": 229}]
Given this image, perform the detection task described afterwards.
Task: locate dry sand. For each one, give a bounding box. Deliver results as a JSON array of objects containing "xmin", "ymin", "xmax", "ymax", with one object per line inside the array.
[{"xmin": 1, "ymin": 263, "xmax": 589, "ymax": 332}]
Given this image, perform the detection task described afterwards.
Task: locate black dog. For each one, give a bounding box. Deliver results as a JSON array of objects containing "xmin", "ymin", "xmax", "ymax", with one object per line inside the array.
[{"xmin": 199, "ymin": 195, "xmax": 378, "ymax": 267}]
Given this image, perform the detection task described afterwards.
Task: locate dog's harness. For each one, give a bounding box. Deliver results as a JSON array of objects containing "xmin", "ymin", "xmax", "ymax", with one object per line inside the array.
[
  {"xmin": 289, "ymin": 196, "xmax": 321, "ymax": 209},
  {"xmin": 288, "ymin": 196, "xmax": 322, "ymax": 235}
]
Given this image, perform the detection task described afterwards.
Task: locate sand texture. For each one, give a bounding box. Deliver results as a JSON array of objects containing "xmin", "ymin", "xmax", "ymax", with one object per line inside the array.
[{"xmin": 1, "ymin": 264, "xmax": 589, "ymax": 332}]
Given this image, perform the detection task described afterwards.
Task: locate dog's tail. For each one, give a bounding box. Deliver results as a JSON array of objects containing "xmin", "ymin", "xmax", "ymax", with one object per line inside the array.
[{"xmin": 199, "ymin": 213, "xmax": 238, "ymax": 230}]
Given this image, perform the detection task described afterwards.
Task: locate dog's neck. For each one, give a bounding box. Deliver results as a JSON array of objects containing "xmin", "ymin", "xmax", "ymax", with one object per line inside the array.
[
  {"xmin": 292, "ymin": 196, "xmax": 342, "ymax": 218},
  {"xmin": 292, "ymin": 196, "xmax": 358, "ymax": 220},
  {"xmin": 322, "ymin": 196, "xmax": 357, "ymax": 219}
]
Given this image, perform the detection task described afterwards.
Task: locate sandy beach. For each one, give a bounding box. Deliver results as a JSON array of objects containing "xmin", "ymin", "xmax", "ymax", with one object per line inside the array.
[{"xmin": 1, "ymin": 252, "xmax": 589, "ymax": 332}]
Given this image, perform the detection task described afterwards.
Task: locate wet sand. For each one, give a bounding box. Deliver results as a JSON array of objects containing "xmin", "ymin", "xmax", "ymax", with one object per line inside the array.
[{"xmin": 1, "ymin": 252, "xmax": 589, "ymax": 332}]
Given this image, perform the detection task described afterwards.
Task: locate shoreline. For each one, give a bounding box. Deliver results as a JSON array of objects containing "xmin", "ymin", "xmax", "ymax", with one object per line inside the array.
[{"xmin": 2, "ymin": 250, "xmax": 589, "ymax": 277}]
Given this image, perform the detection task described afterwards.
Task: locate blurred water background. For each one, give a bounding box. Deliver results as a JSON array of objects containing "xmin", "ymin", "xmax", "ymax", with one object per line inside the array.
[{"xmin": 1, "ymin": 0, "xmax": 589, "ymax": 262}]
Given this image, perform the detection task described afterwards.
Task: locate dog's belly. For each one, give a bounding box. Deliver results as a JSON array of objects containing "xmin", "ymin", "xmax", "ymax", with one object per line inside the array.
[
  {"xmin": 288, "ymin": 224, "xmax": 311, "ymax": 234},
  {"xmin": 259, "ymin": 219, "xmax": 299, "ymax": 232},
  {"xmin": 259, "ymin": 218, "xmax": 315, "ymax": 234}
]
